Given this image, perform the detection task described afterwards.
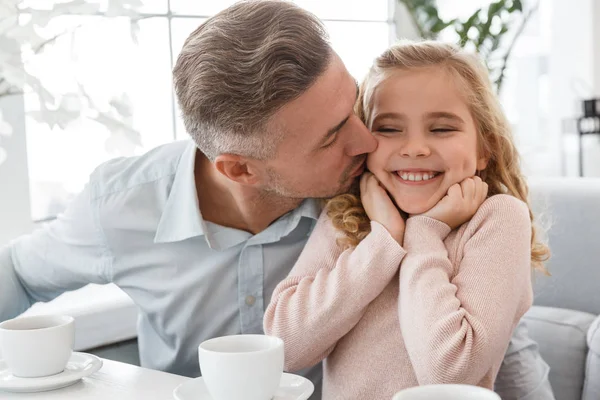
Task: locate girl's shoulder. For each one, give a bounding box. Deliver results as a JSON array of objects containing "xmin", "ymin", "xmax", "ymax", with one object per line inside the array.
[
  {"xmin": 475, "ymin": 194, "xmax": 529, "ymax": 220},
  {"xmin": 464, "ymin": 194, "xmax": 531, "ymax": 234}
]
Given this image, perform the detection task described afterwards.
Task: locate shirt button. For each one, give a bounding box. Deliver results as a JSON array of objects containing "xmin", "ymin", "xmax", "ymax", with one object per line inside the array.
[{"xmin": 245, "ymin": 295, "xmax": 256, "ymax": 306}]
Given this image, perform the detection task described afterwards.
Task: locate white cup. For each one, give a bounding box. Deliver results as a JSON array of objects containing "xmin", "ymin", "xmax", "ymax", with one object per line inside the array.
[
  {"xmin": 0, "ymin": 315, "xmax": 75, "ymax": 378},
  {"xmin": 198, "ymin": 334, "xmax": 284, "ymax": 400},
  {"xmin": 392, "ymin": 384, "xmax": 501, "ymax": 400}
]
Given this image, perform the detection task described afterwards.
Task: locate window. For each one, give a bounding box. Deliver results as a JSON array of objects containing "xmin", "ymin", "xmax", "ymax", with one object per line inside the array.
[
  {"xmin": 435, "ymin": 0, "xmax": 600, "ymax": 177},
  {"xmin": 23, "ymin": 0, "xmax": 394, "ymax": 221},
  {"xmin": 435, "ymin": 0, "xmax": 552, "ymax": 176}
]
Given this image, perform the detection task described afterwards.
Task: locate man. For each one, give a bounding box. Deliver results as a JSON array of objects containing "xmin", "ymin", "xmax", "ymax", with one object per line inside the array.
[{"xmin": 0, "ymin": 1, "xmax": 553, "ymax": 399}]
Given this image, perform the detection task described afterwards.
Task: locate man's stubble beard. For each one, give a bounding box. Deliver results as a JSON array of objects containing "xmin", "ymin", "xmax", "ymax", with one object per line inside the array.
[{"xmin": 262, "ymin": 157, "xmax": 365, "ymax": 201}]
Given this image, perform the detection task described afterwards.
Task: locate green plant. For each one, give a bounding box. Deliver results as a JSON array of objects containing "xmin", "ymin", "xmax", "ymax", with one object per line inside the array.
[{"xmin": 398, "ymin": 0, "xmax": 539, "ymax": 93}]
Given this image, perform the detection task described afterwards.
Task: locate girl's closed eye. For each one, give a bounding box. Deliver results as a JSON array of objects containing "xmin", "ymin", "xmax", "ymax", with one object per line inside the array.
[
  {"xmin": 375, "ymin": 126, "xmax": 403, "ymax": 134},
  {"xmin": 430, "ymin": 127, "xmax": 457, "ymax": 134}
]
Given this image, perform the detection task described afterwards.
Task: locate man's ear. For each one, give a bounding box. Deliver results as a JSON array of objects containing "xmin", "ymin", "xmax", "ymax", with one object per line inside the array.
[{"xmin": 214, "ymin": 154, "xmax": 261, "ymax": 185}]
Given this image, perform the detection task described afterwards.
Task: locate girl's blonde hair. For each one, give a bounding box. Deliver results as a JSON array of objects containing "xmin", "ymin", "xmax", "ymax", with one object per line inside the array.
[{"xmin": 326, "ymin": 40, "xmax": 549, "ymax": 273}]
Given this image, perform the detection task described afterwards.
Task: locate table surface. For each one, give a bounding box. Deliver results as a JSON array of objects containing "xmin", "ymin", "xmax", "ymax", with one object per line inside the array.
[{"xmin": 1, "ymin": 358, "xmax": 191, "ymax": 400}]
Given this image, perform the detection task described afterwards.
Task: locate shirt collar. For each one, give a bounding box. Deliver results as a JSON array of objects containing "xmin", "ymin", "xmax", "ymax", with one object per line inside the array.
[
  {"xmin": 154, "ymin": 140, "xmax": 322, "ymax": 245},
  {"xmin": 203, "ymin": 198, "xmax": 322, "ymax": 251},
  {"xmin": 154, "ymin": 141, "xmax": 206, "ymax": 244},
  {"xmin": 247, "ymin": 198, "xmax": 321, "ymax": 246},
  {"xmin": 292, "ymin": 198, "xmax": 321, "ymax": 223}
]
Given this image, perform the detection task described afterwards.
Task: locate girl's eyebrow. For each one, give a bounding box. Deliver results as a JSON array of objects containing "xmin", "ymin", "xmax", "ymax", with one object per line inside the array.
[
  {"xmin": 426, "ymin": 111, "xmax": 465, "ymax": 123},
  {"xmin": 372, "ymin": 112, "xmax": 406, "ymax": 122},
  {"xmin": 371, "ymin": 111, "xmax": 465, "ymax": 124}
]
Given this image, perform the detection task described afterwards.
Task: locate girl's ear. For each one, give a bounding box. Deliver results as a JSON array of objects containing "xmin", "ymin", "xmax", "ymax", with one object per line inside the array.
[{"xmin": 476, "ymin": 155, "xmax": 489, "ymax": 171}]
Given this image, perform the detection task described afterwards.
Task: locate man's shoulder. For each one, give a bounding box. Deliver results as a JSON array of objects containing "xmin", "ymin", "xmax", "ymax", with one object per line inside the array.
[{"xmin": 88, "ymin": 140, "xmax": 193, "ymax": 200}]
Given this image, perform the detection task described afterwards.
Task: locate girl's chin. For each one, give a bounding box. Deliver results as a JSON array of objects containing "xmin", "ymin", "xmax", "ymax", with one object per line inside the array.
[
  {"xmin": 395, "ymin": 199, "xmax": 441, "ymax": 216},
  {"xmin": 388, "ymin": 185, "xmax": 447, "ymax": 216},
  {"xmin": 398, "ymin": 206, "xmax": 430, "ymax": 216}
]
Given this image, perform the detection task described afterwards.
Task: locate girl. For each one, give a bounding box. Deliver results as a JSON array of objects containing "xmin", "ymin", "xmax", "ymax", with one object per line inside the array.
[{"xmin": 264, "ymin": 41, "xmax": 549, "ymax": 399}]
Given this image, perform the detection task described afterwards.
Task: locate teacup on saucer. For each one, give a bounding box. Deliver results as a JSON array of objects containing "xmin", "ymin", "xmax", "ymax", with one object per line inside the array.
[
  {"xmin": 0, "ymin": 315, "xmax": 75, "ymax": 378},
  {"xmin": 0, "ymin": 352, "xmax": 103, "ymax": 393},
  {"xmin": 198, "ymin": 334, "xmax": 284, "ymax": 400}
]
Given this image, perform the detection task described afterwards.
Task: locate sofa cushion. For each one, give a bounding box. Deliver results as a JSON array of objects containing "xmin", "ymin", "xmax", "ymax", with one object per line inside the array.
[
  {"xmin": 583, "ymin": 315, "xmax": 600, "ymax": 400},
  {"xmin": 524, "ymin": 305, "xmax": 596, "ymax": 400}
]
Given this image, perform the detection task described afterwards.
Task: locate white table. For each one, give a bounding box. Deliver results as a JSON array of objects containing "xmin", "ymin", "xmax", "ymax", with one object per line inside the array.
[{"xmin": 1, "ymin": 359, "xmax": 191, "ymax": 399}]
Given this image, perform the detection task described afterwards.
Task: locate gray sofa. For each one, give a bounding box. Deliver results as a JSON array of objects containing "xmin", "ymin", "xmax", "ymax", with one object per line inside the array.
[{"xmin": 525, "ymin": 177, "xmax": 600, "ymax": 400}]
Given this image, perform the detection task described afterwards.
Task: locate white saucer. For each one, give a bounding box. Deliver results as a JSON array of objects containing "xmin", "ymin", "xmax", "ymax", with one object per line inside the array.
[
  {"xmin": 173, "ymin": 372, "xmax": 314, "ymax": 400},
  {"xmin": 0, "ymin": 352, "xmax": 103, "ymax": 393}
]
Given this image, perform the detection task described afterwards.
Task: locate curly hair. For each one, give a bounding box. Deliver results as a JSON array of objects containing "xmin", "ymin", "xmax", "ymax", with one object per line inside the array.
[{"xmin": 326, "ymin": 40, "xmax": 550, "ymax": 273}]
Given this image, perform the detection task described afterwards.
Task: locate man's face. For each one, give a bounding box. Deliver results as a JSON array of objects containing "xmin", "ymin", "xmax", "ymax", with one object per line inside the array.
[{"xmin": 258, "ymin": 54, "xmax": 377, "ymax": 199}]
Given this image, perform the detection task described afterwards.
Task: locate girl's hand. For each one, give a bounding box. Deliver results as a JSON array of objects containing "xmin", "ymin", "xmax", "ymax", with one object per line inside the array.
[
  {"xmin": 360, "ymin": 172, "xmax": 405, "ymax": 245},
  {"xmin": 418, "ymin": 176, "xmax": 488, "ymax": 229}
]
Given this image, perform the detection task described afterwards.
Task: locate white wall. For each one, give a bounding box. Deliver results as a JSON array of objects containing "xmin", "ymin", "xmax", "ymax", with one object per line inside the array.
[
  {"xmin": 393, "ymin": 1, "xmax": 420, "ymax": 40},
  {"xmin": 392, "ymin": 1, "xmax": 600, "ymax": 177},
  {"xmin": 595, "ymin": 0, "xmax": 600, "ymax": 97},
  {"xmin": 0, "ymin": 94, "xmax": 34, "ymax": 246},
  {"xmin": 548, "ymin": 0, "xmax": 600, "ymax": 177}
]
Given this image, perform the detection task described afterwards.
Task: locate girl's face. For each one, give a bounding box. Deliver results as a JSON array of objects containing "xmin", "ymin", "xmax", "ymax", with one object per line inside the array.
[{"xmin": 366, "ymin": 67, "xmax": 489, "ymax": 215}]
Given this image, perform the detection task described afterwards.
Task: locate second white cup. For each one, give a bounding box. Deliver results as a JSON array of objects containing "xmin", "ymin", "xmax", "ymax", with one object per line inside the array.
[
  {"xmin": 392, "ymin": 384, "xmax": 501, "ymax": 400},
  {"xmin": 198, "ymin": 334, "xmax": 284, "ymax": 400}
]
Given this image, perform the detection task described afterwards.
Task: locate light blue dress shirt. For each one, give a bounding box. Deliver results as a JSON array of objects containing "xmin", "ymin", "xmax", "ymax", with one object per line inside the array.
[
  {"xmin": 0, "ymin": 140, "xmax": 554, "ymax": 400},
  {"xmin": 0, "ymin": 140, "xmax": 321, "ymax": 383}
]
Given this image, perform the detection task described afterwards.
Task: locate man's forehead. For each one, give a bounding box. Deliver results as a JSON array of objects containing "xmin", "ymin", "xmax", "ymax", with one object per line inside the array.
[
  {"xmin": 268, "ymin": 57, "xmax": 356, "ymax": 143},
  {"xmin": 291, "ymin": 61, "xmax": 355, "ymax": 117}
]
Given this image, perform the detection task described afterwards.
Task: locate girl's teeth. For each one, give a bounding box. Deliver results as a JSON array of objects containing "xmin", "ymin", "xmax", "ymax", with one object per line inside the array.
[{"xmin": 398, "ymin": 172, "xmax": 438, "ymax": 181}]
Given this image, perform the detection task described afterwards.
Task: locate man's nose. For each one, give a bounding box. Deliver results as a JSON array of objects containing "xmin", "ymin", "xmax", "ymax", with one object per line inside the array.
[{"xmin": 345, "ymin": 115, "xmax": 377, "ymax": 156}]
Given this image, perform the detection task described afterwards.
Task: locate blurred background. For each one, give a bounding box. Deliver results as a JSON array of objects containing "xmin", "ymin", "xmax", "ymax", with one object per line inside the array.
[{"xmin": 1, "ymin": 0, "xmax": 599, "ymax": 242}]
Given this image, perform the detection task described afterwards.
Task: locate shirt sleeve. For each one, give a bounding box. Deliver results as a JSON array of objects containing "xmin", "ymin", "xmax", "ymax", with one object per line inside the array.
[
  {"xmin": 0, "ymin": 184, "xmax": 112, "ymax": 321},
  {"xmin": 264, "ymin": 211, "xmax": 406, "ymax": 372},
  {"xmin": 398, "ymin": 195, "xmax": 534, "ymax": 385},
  {"xmin": 494, "ymin": 318, "xmax": 556, "ymax": 400}
]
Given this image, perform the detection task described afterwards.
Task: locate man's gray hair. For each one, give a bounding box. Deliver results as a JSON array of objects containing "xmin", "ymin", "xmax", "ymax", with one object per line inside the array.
[{"xmin": 173, "ymin": 0, "xmax": 332, "ymax": 161}]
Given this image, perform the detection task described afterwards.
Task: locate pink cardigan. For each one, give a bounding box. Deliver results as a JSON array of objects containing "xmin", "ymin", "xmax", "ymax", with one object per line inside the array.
[{"xmin": 264, "ymin": 194, "xmax": 533, "ymax": 400}]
